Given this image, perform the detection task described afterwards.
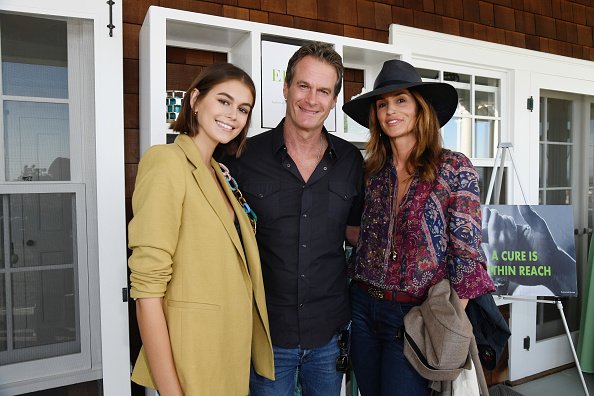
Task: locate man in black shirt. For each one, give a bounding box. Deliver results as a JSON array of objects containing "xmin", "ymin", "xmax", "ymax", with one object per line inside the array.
[{"xmin": 225, "ymin": 42, "xmax": 364, "ymax": 396}]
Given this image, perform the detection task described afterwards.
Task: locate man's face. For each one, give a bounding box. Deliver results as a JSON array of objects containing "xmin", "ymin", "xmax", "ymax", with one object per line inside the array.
[{"xmin": 283, "ymin": 56, "xmax": 338, "ymax": 134}]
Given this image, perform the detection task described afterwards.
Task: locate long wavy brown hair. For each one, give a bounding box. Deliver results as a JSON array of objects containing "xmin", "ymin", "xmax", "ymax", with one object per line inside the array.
[{"xmin": 364, "ymin": 89, "xmax": 443, "ymax": 182}]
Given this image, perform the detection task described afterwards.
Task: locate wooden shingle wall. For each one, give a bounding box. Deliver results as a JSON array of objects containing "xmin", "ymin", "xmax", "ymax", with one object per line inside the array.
[{"xmin": 124, "ymin": 0, "xmax": 594, "ymax": 204}]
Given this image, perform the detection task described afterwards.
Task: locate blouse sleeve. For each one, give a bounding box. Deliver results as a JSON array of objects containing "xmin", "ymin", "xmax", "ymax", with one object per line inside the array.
[
  {"xmin": 446, "ymin": 153, "xmax": 496, "ymax": 299},
  {"xmin": 128, "ymin": 146, "xmax": 186, "ymax": 299}
]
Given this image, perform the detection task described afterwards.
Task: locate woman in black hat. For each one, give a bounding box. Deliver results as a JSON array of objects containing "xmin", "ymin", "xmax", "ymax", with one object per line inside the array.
[{"xmin": 343, "ymin": 60, "xmax": 495, "ymax": 395}]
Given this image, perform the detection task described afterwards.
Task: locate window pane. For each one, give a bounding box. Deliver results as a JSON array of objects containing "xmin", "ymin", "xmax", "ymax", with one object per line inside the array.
[
  {"xmin": 443, "ymin": 71, "xmax": 471, "ymax": 84},
  {"xmin": 418, "ymin": 68, "xmax": 439, "ymax": 80},
  {"xmin": 8, "ymin": 194, "xmax": 74, "ymax": 269},
  {"xmin": 445, "ymin": 71, "xmax": 470, "ymax": 84},
  {"xmin": 475, "ymin": 90, "xmax": 498, "ymax": 116},
  {"xmin": 0, "ymin": 274, "xmax": 5, "ymax": 352},
  {"xmin": 474, "ymin": 119, "xmax": 497, "ymax": 157},
  {"xmin": 546, "ymin": 189, "xmax": 571, "ymax": 205},
  {"xmin": 12, "ymin": 269, "xmax": 77, "ymax": 352},
  {"xmin": 539, "ymin": 144, "xmax": 544, "ymax": 188},
  {"xmin": 0, "ymin": 14, "xmax": 68, "ymax": 98},
  {"xmin": 0, "ymin": 193, "xmax": 79, "ymax": 365},
  {"xmin": 546, "ymin": 144, "xmax": 572, "ymax": 187},
  {"xmin": 475, "ymin": 167, "xmax": 507, "ymax": 204},
  {"xmin": 4, "ymin": 101, "xmax": 70, "ymax": 182},
  {"xmin": 442, "ymin": 116, "xmax": 472, "ymax": 157},
  {"xmin": 540, "ymin": 98, "xmax": 545, "ymax": 140},
  {"xmin": 456, "ymin": 88, "xmax": 471, "ymax": 116},
  {"xmin": 442, "ymin": 117, "xmax": 458, "ymax": 150},
  {"xmin": 547, "ymin": 98, "xmax": 572, "ymax": 142}
]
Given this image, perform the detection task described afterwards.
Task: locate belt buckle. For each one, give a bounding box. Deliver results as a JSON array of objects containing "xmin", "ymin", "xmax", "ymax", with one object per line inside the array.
[{"xmin": 367, "ymin": 284, "xmax": 385, "ymax": 300}]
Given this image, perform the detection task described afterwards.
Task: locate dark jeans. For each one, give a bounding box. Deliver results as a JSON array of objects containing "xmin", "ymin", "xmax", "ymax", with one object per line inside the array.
[
  {"xmin": 249, "ymin": 335, "xmax": 343, "ymax": 396},
  {"xmin": 350, "ymin": 284, "xmax": 429, "ymax": 396}
]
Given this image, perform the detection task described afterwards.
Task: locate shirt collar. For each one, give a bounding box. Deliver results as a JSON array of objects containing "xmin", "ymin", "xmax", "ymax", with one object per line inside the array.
[{"xmin": 272, "ymin": 118, "xmax": 338, "ymax": 160}]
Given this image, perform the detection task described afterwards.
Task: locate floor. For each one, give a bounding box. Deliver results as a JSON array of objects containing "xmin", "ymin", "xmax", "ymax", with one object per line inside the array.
[{"xmin": 511, "ymin": 368, "xmax": 594, "ymax": 395}]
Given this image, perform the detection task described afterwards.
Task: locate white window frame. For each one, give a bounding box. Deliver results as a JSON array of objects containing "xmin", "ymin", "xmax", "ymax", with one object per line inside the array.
[
  {"xmin": 0, "ymin": 1, "xmax": 129, "ymax": 394},
  {"xmin": 415, "ymin": 64, "xmax": 505, "ymax": 161}
]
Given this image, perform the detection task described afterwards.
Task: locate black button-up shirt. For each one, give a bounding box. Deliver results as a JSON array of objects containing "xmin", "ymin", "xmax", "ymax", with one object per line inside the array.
[{"xmin": 224, "ymin": 120, "xmax": 364, "ymax": 348}]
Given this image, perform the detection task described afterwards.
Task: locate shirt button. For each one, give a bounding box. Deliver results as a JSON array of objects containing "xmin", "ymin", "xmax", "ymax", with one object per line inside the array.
[
  {"xmin": 299, "ymin": 303, "xmax": 304, "ymax": 308},
  {"xmin": 301, "ymin": 244, "xmax": 307, "ymax": 248},
  {"xmin": 302, "ymin": 214, "xmax": 308, "ymax": 218},
  {"xmin": 323, "ymin": 166, "xmax": 328, "ymax": 171},
  {"xmin": 286, "ymin": 163, "xmax": 291, "ymax": 168},
  {"xmin": 300, "ymin": 274, "xmax": 305, "ymax": 278},
  {"xmin": 258, "ymin": 193, "xmax": 264, "ymax": 198}
]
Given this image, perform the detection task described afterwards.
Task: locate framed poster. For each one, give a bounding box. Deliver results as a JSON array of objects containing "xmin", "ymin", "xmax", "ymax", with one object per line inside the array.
[
  {"xmin": 481, "ymin": 205, "xmax": 577, "ymax": 297},
  {"xmin": 260, "ymin": 39, "xmax": 336, "ymax": 131}
]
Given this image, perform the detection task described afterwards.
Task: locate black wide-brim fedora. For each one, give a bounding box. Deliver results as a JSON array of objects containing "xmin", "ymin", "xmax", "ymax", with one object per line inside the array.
[{"xmin": 342, "ymin": 59, "xmax": 458, "ymax": 128}]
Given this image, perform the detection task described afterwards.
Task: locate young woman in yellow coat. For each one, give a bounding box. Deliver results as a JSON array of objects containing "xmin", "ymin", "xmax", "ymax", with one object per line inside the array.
[{"xmin": 128, "ymin": 63, "xmax": 274, "ymax": 395}]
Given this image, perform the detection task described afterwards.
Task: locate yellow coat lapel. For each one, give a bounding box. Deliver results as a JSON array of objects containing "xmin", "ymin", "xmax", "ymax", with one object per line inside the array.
[{"xmin": 175, "ymin": 135, "xmax": 247, "ymax": 267}]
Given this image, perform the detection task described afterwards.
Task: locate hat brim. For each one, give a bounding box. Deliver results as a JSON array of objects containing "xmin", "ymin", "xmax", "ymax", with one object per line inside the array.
[{"xmin": 342, "ymin": 82, "xmax": 458, "ymax": 128}]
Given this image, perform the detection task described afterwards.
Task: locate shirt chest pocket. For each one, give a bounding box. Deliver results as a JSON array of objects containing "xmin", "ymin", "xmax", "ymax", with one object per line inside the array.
[
  {"xmin": 242, "ymin": 182, "xmax": 281, "ymax": 221},
  {"xmin": 328, "ymin": 181, "xmax": 357, "ymax": 221}
]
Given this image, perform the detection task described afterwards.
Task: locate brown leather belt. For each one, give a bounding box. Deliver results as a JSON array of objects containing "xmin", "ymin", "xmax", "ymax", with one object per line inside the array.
[{"xmin": 355, "ymin": 281, "xmax": 422, "ymax": 304}]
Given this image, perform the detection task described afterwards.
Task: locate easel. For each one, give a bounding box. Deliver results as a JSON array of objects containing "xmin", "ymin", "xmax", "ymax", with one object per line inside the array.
[{"xmin": 486, "ymin": 142, "xmax": 590, "ymax": 395}]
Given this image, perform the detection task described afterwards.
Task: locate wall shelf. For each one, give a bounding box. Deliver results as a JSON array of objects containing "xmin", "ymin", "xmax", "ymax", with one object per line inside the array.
[{"xmin": 139, "ymin": 6, "xmax": 407, "ymax": 153}]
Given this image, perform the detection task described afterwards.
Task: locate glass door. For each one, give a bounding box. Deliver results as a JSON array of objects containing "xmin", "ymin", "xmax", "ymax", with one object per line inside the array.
[
  {"xmin": 509, "ymin": 88, "xmax": 593, "ymax": 380},
  {"xmin": 536, "ymin": 92, "xmax": 580, "ymax": 339}
]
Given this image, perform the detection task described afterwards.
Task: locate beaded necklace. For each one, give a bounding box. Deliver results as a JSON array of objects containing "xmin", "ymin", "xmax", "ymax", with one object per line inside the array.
[{"xmin": 218, "ymin": 163, "xmax": 257, "ymax": 234}]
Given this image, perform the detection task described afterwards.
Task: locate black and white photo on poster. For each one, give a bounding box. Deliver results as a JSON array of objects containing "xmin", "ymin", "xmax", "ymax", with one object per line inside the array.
[{"xmin": 481, "ymin": 205, "xmax": 577, "ymax": 297}]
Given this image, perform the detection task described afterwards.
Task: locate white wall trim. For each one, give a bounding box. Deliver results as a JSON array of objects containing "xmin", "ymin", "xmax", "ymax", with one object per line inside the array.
[{"xmin": 0, "ymin": 1, "xmax": 130, "ymax": 394}]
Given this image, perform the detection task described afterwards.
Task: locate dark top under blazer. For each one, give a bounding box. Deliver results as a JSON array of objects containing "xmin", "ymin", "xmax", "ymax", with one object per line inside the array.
[{"xmin": 224, "ymin": 119, "xmax": 364, "ymax": 348}]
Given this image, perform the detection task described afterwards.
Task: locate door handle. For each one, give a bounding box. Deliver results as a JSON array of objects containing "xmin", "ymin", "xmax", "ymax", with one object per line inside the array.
[
  {"xmin": 26, "ymin": 240, "xmax": 35, "ymax": 246},
  {"xmin": 9, "ymin": 242, "xmax": 18, "ymax": 264}
]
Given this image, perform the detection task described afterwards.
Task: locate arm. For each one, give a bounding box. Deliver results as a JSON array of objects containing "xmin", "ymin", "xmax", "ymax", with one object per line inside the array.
[
  {"xmin": 447, "ymin": 156, "xmax": 496, "ymax": 299},
  {"xmin": 136, "ymin": 298, "xmax": 184, "ymax": 396},
  {"xmin": 128, "ymin": 147, "xmax": 186, "ymax": 393},
  {"xmin": 345, "ymin": 152, "xmax": 364, "ymax": 247}
]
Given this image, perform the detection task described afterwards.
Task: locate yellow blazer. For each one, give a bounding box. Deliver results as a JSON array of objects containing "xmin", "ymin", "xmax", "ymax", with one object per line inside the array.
[{"xmin": 128, "ymin": 134, "xmax": 274, "ymax": 395}]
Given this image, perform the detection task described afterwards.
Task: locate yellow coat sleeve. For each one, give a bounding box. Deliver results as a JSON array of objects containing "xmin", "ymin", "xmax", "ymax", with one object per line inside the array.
[{"xmin": 128, "ymin": 145, "xmax": 186, "ymax": 298}]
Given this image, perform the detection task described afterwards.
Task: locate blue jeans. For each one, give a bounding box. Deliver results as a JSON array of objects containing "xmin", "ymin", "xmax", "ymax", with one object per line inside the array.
[
  {"xmin": 250, "ymin": 335, "xmax": 344, "ymax": 396},
  {"xmin": 350, "ymin": 284, "xmax": 429, "ymax": 396}
]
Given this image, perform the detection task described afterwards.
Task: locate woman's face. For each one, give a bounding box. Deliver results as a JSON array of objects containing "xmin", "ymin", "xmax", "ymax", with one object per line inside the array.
[
  {"xmin": 375, "ymin": 89, "xmax": 418, "ymax": 141},
  {"xmin": 190, "ymin": 79, "xmax": 253, "ymax": 148}
]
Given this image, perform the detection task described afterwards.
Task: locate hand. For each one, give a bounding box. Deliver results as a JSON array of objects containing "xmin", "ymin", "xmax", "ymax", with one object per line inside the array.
[{"xmin": 483, "ymin": 206, "xmax": 558, "ymax": 258}]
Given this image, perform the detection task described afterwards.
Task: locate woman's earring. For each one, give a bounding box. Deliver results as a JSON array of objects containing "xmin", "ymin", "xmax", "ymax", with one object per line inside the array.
[{"xmin": 193, "ymin": 110, "xmax": 197, "ymax": 117}]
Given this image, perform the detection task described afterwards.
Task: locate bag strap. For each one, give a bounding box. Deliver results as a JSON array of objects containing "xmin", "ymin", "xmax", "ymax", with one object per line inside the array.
[{"xmin": 219, "ymin": 163, "xmax": 257, "ymax": 234}]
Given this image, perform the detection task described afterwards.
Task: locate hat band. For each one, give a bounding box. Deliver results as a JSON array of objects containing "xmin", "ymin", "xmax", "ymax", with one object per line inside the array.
[{"xmin": 374, "ymin": 78, "xmax": 421, "ymax": 90}]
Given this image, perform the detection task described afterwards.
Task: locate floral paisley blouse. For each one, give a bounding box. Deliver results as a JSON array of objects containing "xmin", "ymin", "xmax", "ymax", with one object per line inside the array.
[{"xmin": 352, "ymin": 149, "xmax": 495, "ymax": 300}]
